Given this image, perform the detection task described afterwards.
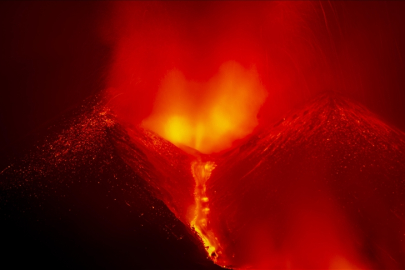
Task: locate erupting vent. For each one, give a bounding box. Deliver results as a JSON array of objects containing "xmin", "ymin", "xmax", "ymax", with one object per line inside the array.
[{"xmin": 142, "ymin": 61, "xmax": 267, "ymax": 154}]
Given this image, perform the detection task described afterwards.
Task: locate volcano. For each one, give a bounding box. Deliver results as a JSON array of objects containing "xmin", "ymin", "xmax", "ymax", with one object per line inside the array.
[
  {"xmin": 1, "ymin": 93, "xmax": 405, "ymax": 269},
  {"xmin": 0, "ymin": 97, "xmax": 220, "ymax": 269}
]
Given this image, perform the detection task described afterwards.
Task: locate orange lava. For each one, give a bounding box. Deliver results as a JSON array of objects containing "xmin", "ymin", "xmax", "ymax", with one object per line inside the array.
[{"xmin": 190, "ymin": 160, "xmax": 223, "ymax": 263}]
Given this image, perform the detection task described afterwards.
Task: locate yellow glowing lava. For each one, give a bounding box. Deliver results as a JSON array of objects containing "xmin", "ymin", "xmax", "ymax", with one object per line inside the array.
[
  {"xmin": 190, "ymin": 160, "xmax": 221, "ymax": 260},
  {"xmin": 142, "ymin": 61, "xmax": 267, "ymax": 154}
]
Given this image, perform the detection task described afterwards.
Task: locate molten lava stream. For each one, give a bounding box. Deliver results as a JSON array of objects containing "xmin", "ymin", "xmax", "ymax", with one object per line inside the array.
[{"xmin": 190, "ymin": 160, "xmax": 224, "ymax": 265}]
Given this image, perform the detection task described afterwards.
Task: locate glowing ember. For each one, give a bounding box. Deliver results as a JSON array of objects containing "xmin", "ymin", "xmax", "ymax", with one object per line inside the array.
[{"xmin": 142, "ymin": 61, "xmax": 267, "ymax": 154}]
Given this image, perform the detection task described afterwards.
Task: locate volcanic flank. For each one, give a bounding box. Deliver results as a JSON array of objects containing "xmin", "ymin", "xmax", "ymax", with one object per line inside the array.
[
  {"xmin": 206, "ymin": 94, "xmax": 405, "ymax": 269},
  {"xmin": 1, "ymin": 94, "xmax": 405, "ymax": 269},
  {"xmin": 0, "ymin": 96, "xmax": 221, "ymax": 269}
]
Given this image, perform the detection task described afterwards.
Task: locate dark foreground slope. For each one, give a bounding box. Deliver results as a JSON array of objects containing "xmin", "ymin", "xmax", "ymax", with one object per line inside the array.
[
  {"xmin": 208, "ymin": 94, "xmax": 405, "ymax": 269},
  {"xmin": 0, "ymin": 97, "xmax": 219, "ymax": 269},
  {"xmin": 113, "ymin": 125, "xmax": 197, "ymax": 225}
]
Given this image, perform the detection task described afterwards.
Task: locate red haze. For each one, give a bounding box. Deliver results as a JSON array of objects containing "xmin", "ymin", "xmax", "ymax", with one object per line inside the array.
[
  {"xmin": 103, "ymin": 1, "xmax": 405, "ymax": 133},
  {"xmin": 102, "ymin": 1, "xmax": 324, "ymax": 130}
]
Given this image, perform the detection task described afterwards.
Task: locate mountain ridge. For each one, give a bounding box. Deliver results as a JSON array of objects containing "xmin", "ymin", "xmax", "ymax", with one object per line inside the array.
[{"xmin": 206, "ymin": 93, "xmax": 405, "ymax": 269}]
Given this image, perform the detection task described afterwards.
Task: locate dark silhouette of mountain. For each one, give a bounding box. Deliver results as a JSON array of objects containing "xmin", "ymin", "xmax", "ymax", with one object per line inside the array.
[
  {"xmin": 207, "ymin": 94, "xmax": 405, "ymax": 269},
  {"xmin": 0, "ymin": 96, "xmax": 220, "ymax": 269}
]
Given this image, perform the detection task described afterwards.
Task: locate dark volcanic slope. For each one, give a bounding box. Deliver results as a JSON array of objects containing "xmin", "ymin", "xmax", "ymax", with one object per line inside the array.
[
  {"xmin": 113, "ymin": 125, "xmax": 196, "ymax": 225},
  {"xmin": 208, "ymin": 94, "xmax": 405, "ymax": 269},
  {"xmin": 0, "ymin": 97, "xmax": 219, "ymax": 269}
]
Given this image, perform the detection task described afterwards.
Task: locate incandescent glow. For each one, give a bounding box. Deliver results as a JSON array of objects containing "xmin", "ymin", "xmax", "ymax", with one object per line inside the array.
[
  {"xmin": 142, "ymin": 61, "xmax": 267, "ymax": 154},
  {"xmin": 190, "ymin": 160, "xmax": 221, "ymax": 262}
]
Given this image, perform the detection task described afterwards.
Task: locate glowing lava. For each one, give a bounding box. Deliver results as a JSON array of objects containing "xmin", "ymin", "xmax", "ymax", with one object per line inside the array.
[
  {"xmin": 190, "ymin": 160, "xmax": 223, "ymax": 263},
  {"xmin": 142, "ymin": 61, "xmax": 267, "ymax": 154}
]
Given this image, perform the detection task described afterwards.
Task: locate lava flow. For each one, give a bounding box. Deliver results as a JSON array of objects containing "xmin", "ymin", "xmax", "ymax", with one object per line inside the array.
[{"xmin": 190, "ymin": 160, "xmax": 222, "ymax": 263}]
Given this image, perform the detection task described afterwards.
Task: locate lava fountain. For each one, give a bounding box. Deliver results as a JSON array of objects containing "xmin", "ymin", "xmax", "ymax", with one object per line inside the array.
[{"xmin": 142, "ymin": 61, "xmax": 267, "ymax": 154}]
